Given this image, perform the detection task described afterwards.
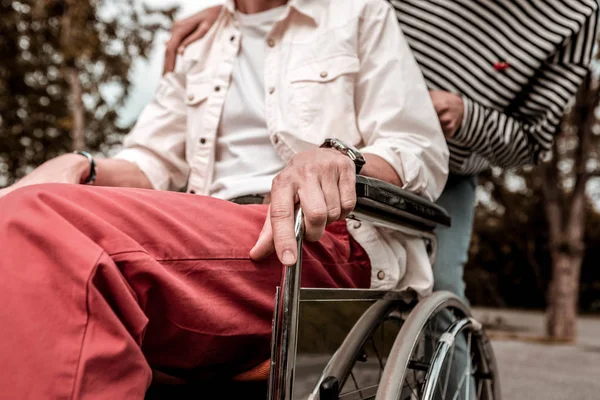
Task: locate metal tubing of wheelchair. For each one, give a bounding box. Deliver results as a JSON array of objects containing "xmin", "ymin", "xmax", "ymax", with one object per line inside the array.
[
  {"xmin": 268, "ymin": 208, "xmax": 305, "ymax": 400},
  {"xmin": 421, "ymin": 317, "xmax": 481, "ymax": 400}
]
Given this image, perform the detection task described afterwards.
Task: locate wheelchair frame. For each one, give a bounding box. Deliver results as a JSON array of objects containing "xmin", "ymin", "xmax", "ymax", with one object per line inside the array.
[{"xmin": 267, "ymin": 177, "xmax": 500, "ymax": 400}]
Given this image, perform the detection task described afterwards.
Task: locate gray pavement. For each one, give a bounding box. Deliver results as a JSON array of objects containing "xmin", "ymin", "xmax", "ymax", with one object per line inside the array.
[{"xmin": 473, "ymin": 308, "xmax": 600, "ymax": 400}]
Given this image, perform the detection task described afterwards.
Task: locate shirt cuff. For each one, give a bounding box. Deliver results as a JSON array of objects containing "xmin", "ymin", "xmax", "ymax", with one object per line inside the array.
[
  {"xmin": 454, "ymin": 95, "xmax": 478, "ymax": 145},
  {"xmin": 113, "ymin": 148, "xmax": 170, "ymax": 191},
  {"xmin": 361, "ymin": 145, "xmax": 428, "ymax": 198}
]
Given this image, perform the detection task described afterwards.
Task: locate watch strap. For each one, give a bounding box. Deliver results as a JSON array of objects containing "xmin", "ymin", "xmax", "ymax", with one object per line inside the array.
[
  {"xmin": 74, "ymin": 151, "xmax": 96, "ymax": 185},
  {"xmin": 320, "ymin": 138, "xmax": 365, "ymax": 174}
]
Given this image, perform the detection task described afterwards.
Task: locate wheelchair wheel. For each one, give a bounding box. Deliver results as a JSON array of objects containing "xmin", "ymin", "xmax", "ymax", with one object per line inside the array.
[
  {"xmin": 376, "ymin": 291, "xmax": 501, "ymax": 400},
  {"xmin": 309, "ymin": 298, "xmax": 417, "ymax": 399}
]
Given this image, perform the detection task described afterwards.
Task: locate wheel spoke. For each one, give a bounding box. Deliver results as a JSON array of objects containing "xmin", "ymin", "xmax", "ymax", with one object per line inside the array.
[
  {"xmin": 450, "ymin": 368, "xmax": 468, "ymax": 400},
  {"xmin": 442, "ymin": 334, "xmax": 457, "ymax": 399},
  {"xmin": 405, "ymin": 334, "xmax": 426, "ymax": 399},
  {"xmin": 351, "ymin": 369, "xmax": 369, "ymax": 400},
  {"xmin": 406, "ymin": 375, "xmax": 420, "ymax": 399},
  {"xmin": 339, "ymin": 384, "xmax": 378, "ymax": 399},
  {"xmin": 370, "ymin": 336, "xmax": 385, "ymax": 372},
  {"xmin": 446, "ymin": 331, "xmax": 472, "ymax": 400},
  {"xmin": 465, "ymin": 332, "xmax": 472, "ymax": 400}
]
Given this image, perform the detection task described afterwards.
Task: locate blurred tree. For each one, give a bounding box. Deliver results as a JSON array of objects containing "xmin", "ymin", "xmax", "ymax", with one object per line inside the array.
[
  {"xmin": 0, "ymin": 0, "xmax": 177, "ymax": 186},
  {"xmin": 466, "ymin": 168, "xmax": 551, "ymax": 311},
  {"xmin": 540, "ymin": 71, "xmax": 600, "ymax": 341},
  {"xmin": 466, "ymin": 68, "xmax": 600, "ymax": 340}
]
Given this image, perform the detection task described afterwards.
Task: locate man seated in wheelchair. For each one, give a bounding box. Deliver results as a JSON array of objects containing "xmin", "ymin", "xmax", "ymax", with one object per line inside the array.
[{"xmin": 0, "ymin": 0, "xmax": 448, "ymax": 397}]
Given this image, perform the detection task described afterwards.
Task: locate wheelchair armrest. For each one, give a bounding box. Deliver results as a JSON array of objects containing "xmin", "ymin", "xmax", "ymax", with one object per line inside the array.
[{"xmin": 354, "ymin": 175, "xmax": 451, "ymax": 231}]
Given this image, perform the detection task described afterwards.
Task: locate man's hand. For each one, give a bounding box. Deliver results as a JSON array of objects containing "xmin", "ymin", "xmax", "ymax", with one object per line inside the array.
[
  {"xmin": 250, "ymin": 148, "xmax": 357, "ymax": 265},
  {"xmin": 163, "ymin": 6, "xmax": 222, "ymax": 75},
  {"xmin": 429, "ymin": 90, "xmax": 464, "ymax": 139},
  {"xmin": 0, "ymin": 154, "xmax": 89, "ymax": 198}
]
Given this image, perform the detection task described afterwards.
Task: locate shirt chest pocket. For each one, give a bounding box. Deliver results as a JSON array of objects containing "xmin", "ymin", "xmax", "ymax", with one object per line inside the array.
[
  {"xmin": 184, "ymin": 80, "xmax": 213, "ymax": 159},
  {"xmin": 287, "ymin": 55, "xmax": 359, "ymax": 133}
]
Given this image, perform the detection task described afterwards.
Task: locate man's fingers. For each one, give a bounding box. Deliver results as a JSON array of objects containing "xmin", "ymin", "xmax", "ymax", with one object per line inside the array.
[
  {"xmin": 250, "ymin": 208, "xmax": 275, "ymax": 261},
  {"xmin": 163, "ymin": 38, "xmax": 179, "ymax": 75},
  {"xmin": 270, "ymin": 175, "xmax": 298, "ymax": 265},
  {"xmin": 320, "ymin": 168, "xmax": 343, "ymax": 224},
  {"xmin": 297, "ymin": 173, "xmax": 327, "ymax": 242},
  {"xmin": 265, "ymin": 149, "xmax": 360, "ymax": 265},
  {"xmin": 162, "ymin": 16, "xmax": 200, "ymax": 75},
  {"xmin": 162, "ymin": 23, "xmax": 210, "ymax": 75},
  {"xmin": 338, "ymin": 162, "xmax": 357, "ymax": 220},
  {"xmin": 178, "ymin": 24, "xmax": 210, "ymax": 52}
]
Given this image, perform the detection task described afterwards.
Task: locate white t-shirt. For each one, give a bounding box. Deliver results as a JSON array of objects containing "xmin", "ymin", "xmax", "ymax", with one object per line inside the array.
[{"xmin": 209, "ymin": 6, "xmax": 287, "ymax": 200}]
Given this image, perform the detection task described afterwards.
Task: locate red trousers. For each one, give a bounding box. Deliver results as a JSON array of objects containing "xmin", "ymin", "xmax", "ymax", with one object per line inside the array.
[{"xmin": 0, "ymin": 184, "xmax": 371, "ymax": 399}]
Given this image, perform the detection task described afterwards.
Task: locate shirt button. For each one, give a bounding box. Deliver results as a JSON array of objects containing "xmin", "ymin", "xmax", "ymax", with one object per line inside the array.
[
  {"xmin": 267, "ymin": 38, "xmax": 275, "ymax": 47},
  {"xmin": 273, "ymin": 135, "xmax": 279, "ymax": 144},
  {"xmin": 188, "ymin": 94, "xmax": 194, "ymax": 101},
  {"xmin": 377, "ymin": 271, "xmax": 385, "ymax": 280},
  {"xmin": 353, "ymin": 222, "xmax": 361, "ymax": 229},
  {"xmin": 214, "ymin": 86, "xmax": 221, "ymax": 92},
  {"xmin": 199, "ymin": 138, "xmax": 206, "ymax": 144},
  {"xmin": 268, "ymin": 87, "xmax": 275, "ymax": 94},
  {"xmin": 230, "ymin": 35, "xmax": 236, "ymax": 42},
  {"xmin": 320, "ymin": 71, "xmax": 328, "ymax": 78}
]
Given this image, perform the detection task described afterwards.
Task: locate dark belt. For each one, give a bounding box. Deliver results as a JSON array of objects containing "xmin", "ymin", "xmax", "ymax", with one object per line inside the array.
[{"xmin": 230, "ymin": 194, "xmax": 269, "ymax": 205}]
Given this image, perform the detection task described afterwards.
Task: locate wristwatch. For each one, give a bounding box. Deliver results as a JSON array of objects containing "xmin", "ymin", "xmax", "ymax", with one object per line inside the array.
[
  {"xmin": 320, "ymin": 138, "xmax": 366, "ymax": 174},
  {"xmin": 74, "ymin": 151, "xmax": 97, "ymax": 185}
]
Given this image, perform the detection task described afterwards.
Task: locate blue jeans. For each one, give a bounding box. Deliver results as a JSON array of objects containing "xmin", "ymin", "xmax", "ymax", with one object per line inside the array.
[
  {"xmin": 433, "ymin": 174, "xmax": 477, "ymax": 298},
  {"xmin": 430, "ymin": 174, "xmax": 477, "ymax": 399}
]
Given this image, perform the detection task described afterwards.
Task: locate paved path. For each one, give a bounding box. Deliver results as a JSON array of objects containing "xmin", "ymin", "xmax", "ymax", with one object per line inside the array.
[{"xmin": 473, "ymin": 308, "xmax": 600, "ymax": 400}]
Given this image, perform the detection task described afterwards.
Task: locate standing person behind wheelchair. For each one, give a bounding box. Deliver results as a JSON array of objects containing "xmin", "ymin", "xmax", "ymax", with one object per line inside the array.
[
  {"xmin": 165, "ymin": 0, "xmax": 599, "ymax": 304},
  {"xmin": 0, "ymin": 0, "xmax": 450, "ymax": 398}
]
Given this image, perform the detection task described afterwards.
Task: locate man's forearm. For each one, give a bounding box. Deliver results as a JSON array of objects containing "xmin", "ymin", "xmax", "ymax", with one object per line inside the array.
[
  {"xmin": 361, "ymin": 154, "xmax": 403, "ymax": 187},
  {"xmin": 94, "ymin": 159, "xmax": 153, "ymax": 189}
]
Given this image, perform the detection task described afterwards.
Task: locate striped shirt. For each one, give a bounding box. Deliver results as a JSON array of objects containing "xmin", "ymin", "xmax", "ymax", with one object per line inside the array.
[{"xmin": 390, "ymin": 0, "xmax": 598, "ymax": 175}]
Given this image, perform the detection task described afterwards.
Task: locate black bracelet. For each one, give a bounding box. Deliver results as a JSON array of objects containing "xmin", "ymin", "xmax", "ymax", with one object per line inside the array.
[{"xmin": 74, "ymin": 151, "xmax": 96, "ymax": 184}]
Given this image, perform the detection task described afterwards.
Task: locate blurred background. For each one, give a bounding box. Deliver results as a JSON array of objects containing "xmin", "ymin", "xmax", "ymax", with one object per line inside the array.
[{"xmin": 1, "ymin": 1, "xmax": 600, "ymax": 397}]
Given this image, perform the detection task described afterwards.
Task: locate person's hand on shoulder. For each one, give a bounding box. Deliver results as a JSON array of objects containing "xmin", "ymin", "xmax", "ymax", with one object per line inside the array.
[{"xmin": 163, "ymin": 6, "xmax": 223, "ymax": 75}]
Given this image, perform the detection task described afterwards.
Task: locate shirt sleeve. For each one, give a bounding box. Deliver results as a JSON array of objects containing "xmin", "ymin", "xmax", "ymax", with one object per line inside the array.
[
  {"xmin": 355, "ymin": 0, "xmax": 449, "ymax": 202},
  {"xmin": 113, "ymin": 70, "xmax": 190, "ymax": 191},
  {"xmin": 453, "ymin": 2, "xmax": 598, "ymax": 170}
]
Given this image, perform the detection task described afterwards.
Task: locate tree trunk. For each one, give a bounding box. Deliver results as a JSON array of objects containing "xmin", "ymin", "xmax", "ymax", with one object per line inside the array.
[
  {"xmin": 64, "ymin": 66, "xmax": 85, "ymax": 152},
  {"xmin": 546, "ymin": 250, "xmax": 583, "ymax": 341},
  {"xmin": 59, "ymin": 0, "xmax": 86, "ymax": 152},
  {"xmin": 543, "ymin": 72, "xmax": 596, "ymax": 342}
]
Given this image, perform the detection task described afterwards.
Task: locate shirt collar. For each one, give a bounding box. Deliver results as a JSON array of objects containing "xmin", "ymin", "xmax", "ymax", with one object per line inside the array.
[{"xmin": 222, "ymin": 0, "xmax": 322, "ymax": 25}]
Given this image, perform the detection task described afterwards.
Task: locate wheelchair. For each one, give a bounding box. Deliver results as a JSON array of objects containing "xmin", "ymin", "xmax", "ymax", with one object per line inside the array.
[{"xmin": 147, "ymin": 176, "xmax": 501, "ymax": 400}]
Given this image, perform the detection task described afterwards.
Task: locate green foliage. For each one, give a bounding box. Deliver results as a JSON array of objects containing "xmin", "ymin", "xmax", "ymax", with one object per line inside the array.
[{"xmin": 0, "ymin": 0, "xmax": 177, "ymax": 185}]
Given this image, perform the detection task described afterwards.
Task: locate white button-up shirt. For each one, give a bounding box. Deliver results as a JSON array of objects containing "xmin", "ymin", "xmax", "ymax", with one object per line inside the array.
[{"xmin": 115, "ymin": 0, "xmax": 449, "ymax": 294}]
